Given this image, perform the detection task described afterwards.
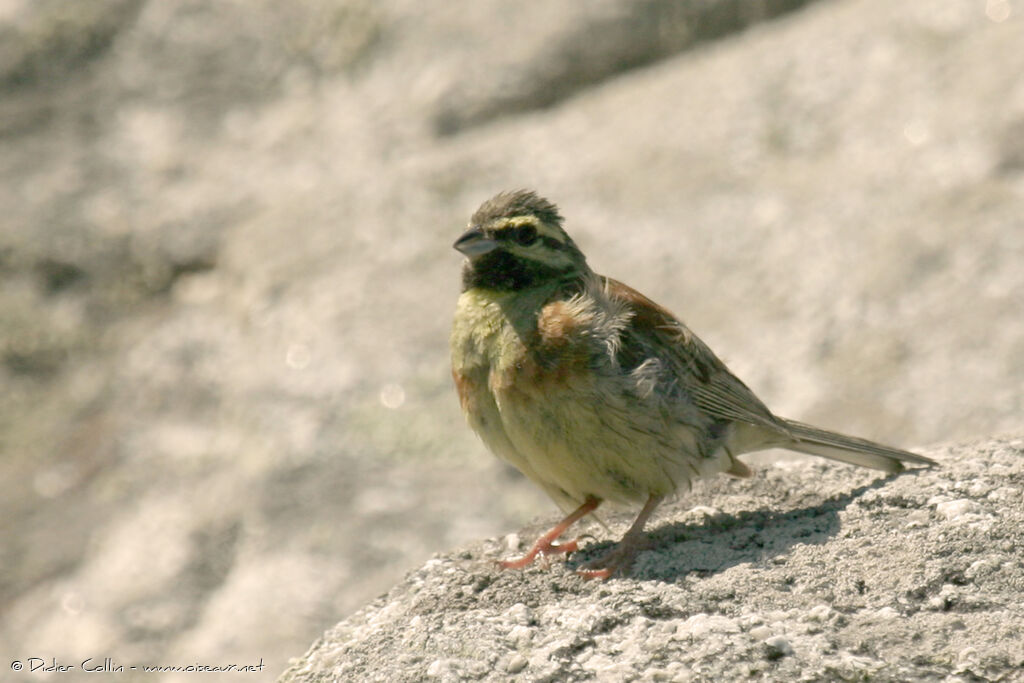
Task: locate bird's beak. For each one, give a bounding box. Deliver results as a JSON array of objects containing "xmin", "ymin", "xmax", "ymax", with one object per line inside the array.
[{"xmin": 453, "ymin": 227, "xmax": 498, "ymax": 257}]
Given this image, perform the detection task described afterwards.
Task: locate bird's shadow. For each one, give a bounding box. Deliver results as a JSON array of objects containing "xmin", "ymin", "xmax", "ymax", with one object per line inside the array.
[{"xmin": 565, "ymin": 473, "xmax": 904, "ymax": 582}]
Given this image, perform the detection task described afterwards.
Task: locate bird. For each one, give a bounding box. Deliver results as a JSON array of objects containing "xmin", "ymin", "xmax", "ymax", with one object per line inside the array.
[{"xmin": 449, "ymin": 189, "xmax": 936, "ymax": 579}]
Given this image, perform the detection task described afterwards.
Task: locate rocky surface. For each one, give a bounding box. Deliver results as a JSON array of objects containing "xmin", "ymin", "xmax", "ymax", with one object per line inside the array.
[
  {"xmin": 1, "ymin": 0, "xmax": 1023, "ymax": 681},
  {"xmin": 280, "ymin": 437, "xmax": 1024, "ymax": 682}
]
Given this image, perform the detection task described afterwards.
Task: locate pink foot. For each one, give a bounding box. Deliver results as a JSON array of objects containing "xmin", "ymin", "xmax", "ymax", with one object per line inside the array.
[
  {"xmin": 575, "ymin": 494, "xmax": 664, "ymax": 580},
  {"xmin": 575, "ymin": 536, "xmax": 653, "ymax": 580},
  {"xmin": 498, "ymin": 497, "xmax": 600, "ymax": 571},
  {"xmin": 499, "ymin": 537, "xmax": 580, "ymax": 569}
]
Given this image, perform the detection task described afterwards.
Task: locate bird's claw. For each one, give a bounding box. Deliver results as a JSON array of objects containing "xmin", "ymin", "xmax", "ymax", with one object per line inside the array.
[{"xmin": 498, "ymin": 537, "xmax": 580, "ymax": 569}]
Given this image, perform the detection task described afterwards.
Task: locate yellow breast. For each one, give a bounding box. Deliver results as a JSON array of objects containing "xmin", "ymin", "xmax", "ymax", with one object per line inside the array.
[{"xmin": 451, "ymin": 285, "xmax": 717, "ymax": 509}]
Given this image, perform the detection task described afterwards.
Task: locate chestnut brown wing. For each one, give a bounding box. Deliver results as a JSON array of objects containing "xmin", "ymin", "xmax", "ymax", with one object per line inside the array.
[{"xmin": 603, "ymin": 276, "xmax": 788, "ymax": 433}]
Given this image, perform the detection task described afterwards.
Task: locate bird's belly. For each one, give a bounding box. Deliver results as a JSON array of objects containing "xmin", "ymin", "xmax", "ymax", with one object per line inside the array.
[{"xmin": 492, "ymin": 369, "xmax": 721, "ymax": 506}]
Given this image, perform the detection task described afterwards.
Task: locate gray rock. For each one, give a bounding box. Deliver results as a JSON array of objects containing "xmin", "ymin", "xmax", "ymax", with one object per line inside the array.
[
  {"xmin": 280, "ymin": 437, "xmax": 1024, "ymax": 682},
  {"xmin": 2, "ymin": 0, "xmax": 1023, "ymax": 680}
]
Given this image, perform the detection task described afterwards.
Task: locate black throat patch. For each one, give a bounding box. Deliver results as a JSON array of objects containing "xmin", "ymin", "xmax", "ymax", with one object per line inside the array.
[{"xmin": 461, "ymin": 249, "xmax": 579, "ymax": 292}]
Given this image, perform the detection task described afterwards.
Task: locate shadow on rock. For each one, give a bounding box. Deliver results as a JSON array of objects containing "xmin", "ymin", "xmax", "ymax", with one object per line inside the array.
[{"xmin": 567, "ymin": 473, "xmax": 904, "ymax": 582}]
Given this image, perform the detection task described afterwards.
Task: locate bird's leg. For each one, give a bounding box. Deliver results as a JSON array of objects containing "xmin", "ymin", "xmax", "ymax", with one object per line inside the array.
[
  {"xmin": 577, "ymin": 494, "xmax": 664, "ymax": 580},
  {"xmin": 500, "ymin": 496, "xmax": 601, "ymax": 570}
]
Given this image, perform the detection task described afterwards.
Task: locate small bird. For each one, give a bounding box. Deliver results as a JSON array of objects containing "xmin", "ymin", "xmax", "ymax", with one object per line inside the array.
[{"xmin": 450, "ymin": 190, "xmax": 935, "ymax": 579}]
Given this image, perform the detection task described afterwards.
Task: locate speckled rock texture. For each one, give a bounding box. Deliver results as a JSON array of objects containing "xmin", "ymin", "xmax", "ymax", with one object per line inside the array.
[
  {"xmin": 281, "ymin": 437, "xmax": 1024, "ymax": 682},
  {"xmin": 2, "ymin": 0, "xmax": 1023, "ymax": 680}
]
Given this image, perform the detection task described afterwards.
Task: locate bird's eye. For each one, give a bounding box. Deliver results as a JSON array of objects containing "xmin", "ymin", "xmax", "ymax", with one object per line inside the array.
[{"xmin": 512, "ymin": 225, "xmax": 539, "ymax": 246}]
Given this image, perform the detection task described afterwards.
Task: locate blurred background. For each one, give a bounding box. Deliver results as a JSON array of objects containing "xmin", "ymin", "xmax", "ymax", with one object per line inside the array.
[{"xmin": 1, "ymin": 0, "xmax": 1022, "ymax": 679}]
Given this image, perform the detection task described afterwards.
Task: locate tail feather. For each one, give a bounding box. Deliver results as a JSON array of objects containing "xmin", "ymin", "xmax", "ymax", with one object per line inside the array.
[{"xmin": 778, "ymin": 419, "xmax": 937, "ymax": 473}]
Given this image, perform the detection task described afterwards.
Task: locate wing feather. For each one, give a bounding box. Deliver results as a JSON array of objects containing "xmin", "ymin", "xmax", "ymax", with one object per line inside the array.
[{"xmin": 603, "ymin": 276, "xmax": 787, "ymax": 434}]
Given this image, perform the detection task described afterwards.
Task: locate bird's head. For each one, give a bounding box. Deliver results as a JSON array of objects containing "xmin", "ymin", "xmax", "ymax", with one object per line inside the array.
[{"xmin": 455, "ymin": 190, "xmax": 591, "ymax": 291}]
